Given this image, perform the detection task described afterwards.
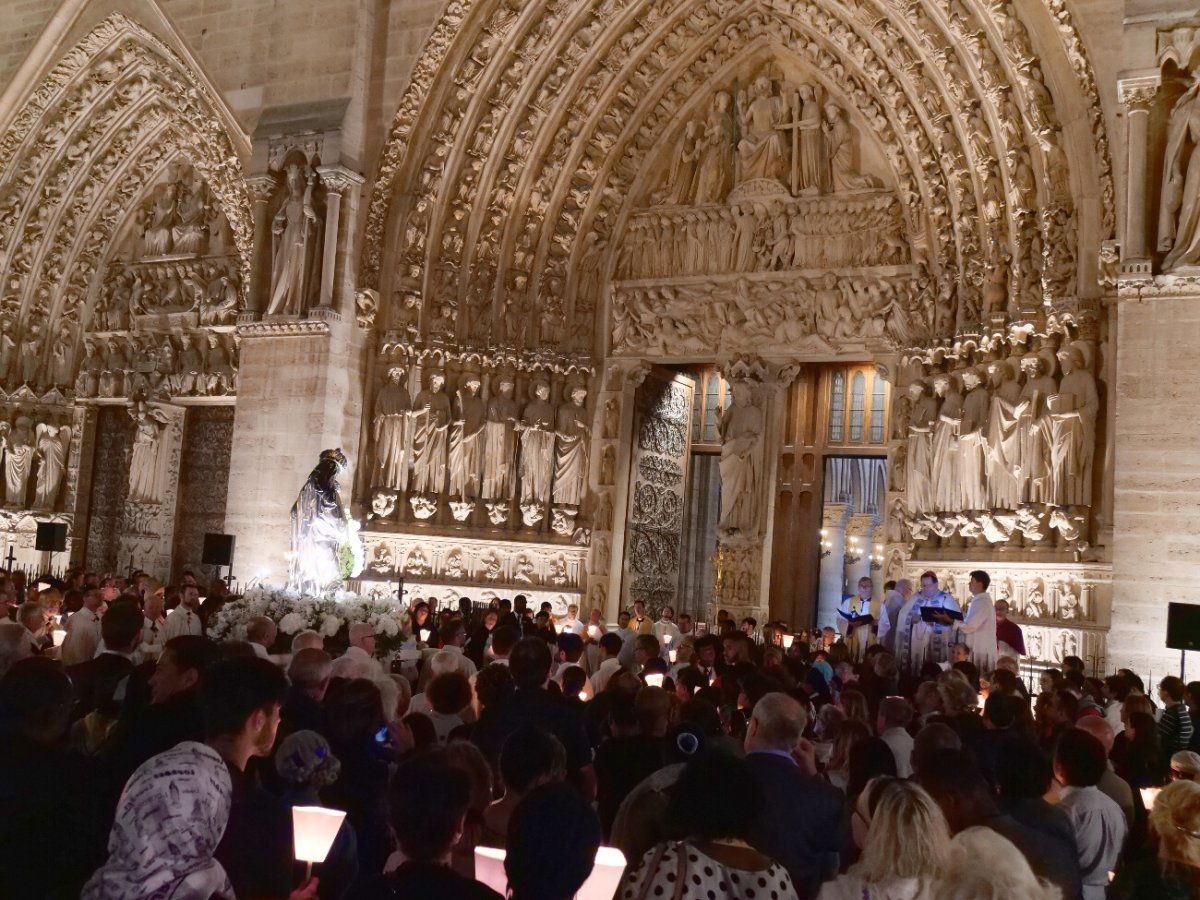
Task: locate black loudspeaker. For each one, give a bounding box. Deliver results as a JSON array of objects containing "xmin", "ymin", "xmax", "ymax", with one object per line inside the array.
[
  {"xmin": 34, "ymin": 522, "xmax": 67, "ymax": 553},
  {"xmin": 202, "ymin": 533, "xmax": 235, "ymax": 568},
  {"xmin": 1167, "ymin": 603, "xmax": 1200, "ymax": 652}
]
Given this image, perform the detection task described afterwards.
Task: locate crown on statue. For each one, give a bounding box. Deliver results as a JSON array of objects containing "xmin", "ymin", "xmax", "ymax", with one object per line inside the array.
[{"xmin": 320, "ymin": 448, "xmax": 348, "ymax": 470}]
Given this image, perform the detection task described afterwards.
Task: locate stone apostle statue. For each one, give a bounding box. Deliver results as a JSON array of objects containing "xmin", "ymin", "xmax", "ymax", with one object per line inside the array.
[
  {"xmin": 449, "ymin": 373, "xmax": 486, "ymax": 501},
  {"xmin": 1047, "ymin": 345, "xmax": 1099, "ymax": 507},
  {"xmin": 409, "ymin": 371, "xmax": 452, "ymax": 496},
  {"xmin": 289, "ymin": 448, "xmax": 354, "ymax": 594},
  {"xmin": 957, "ymin": 367, "xmax": 991, "ymax": 512},
  {"xmin": 33, "ymin": 423, "xmax": 71, "ymax": 511},
  {"xmin": 128, "ymin": 405, "xmax": 171, "ymax": 505},
  {"xmin": 716, "ymin": 380, "xmax": 764, "ymax": 535},
  {"xmin": 483, "ymin": 376, "xmax": 520, "ymax": 501},
  {"xmin": 267, "ymin": 163, "xmax": 319, "ymax": 316},
  {"xmin": 519, "ymin": 380, "xmax": 556, "ymax": 508},
  {"xmin": 0, "ymin": 417, "xmax": 35, "ymax": 508},
  {"xmin": 930, "ymin": 373, "xmax": 963, "ymax": 513},
  {"xmin": 905, "ymin": 379, "xmax": 938, "ymax": 515},
  {"xmin": 985, "ymin": 358, "xmax": 1023, "ymax": 510},
  {"xmin": 553, "ymin": 382, "xmax": 590, "ymax": 507},
  {"xmin": 373, "ymin": 366, "xmax": 412, "ymax": 491}
]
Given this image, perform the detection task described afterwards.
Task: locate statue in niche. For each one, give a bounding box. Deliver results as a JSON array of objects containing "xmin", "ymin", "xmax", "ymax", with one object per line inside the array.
[
  {"xmin": 664, "ymin": 120, "xmax": 701, "ymax": 205},
  {"xmin": 0, "ymin": 417, "xmax": 35, "ymax": 508},
  {"xmin": 172, "ymin": 170, "xmax": 210, "ymax": 255},
  {"xmin": 553, "ymin": 381, "xmax": 590, "ymax": 507},
  {"xmin": 957, "ymin": 367, "xmax": 990, "ymax": 511},
  {"xmin": 1025, "ymin": 587, "xmax": 1048, "ymax": 620},
  {"xmin": 373, "ymin": 366, "xmax": 412, "ymax": 491},
  {"xmin": 33, "ymin": 422, "xmax": 71, "ymax": 511},
  {"xmin": 205, "ymin": 336, "xmax": 236, "ymax": 395},
  {"xmin": 141, "ymin": 181, "xmax": 178, "ymax": 256},
  {"xmin": 519, "ymin": 379, "xmax": 556, "ymax": 510},
  {"xmin": 930, "ymin": 373, "xmax": 963, "ymax": 513},
  {"xmin": 736, "ymin": 76, "xmax": 787, "ymax": 186},
  {"xmin": 823, "ymin": 104, "xmax": 877, "ymax": 193},
  {"xmin": 794, "ymin": 85, "xmax": 823, "ymax": 194},
  {"xmin": 288, "ymin": 448, "xmax": 358, "ymax": 594},
  {"xmin": 986, "ymin": 358, "xmax": 1024, "ymax": 510},
  {"xmin": 717, "ymin": 380, "xmax": 765, "ymax": 536},
  {"xmin": 594, "ymin": 490, "xmax": 613, "ymax": 531},
  {"xmin": 100, "ymin": 338, "xmax": 129, "ymax": 398},
  {"xmin": 449, "ymin": 372, "xmax": 486, "ymax": 501},
  {"xmin": 409, "ymin": 371, "xmax": 452, "ymax": 496},
  {"xmin": 602, "ymin": 397, "xmax": 620, "ymax": 440},
  {"xmin": 127, "ymin": 405, "xmax": 172, "ymax": 505},
  {"xmin": 0, "ymin": 318, "xmax": 15, "ymax": 384},
  {"xmin": 48, "ymin": 325, "xmax": 74, "ymax": 388},
  {"xmin": 267, "ymin": 163, "xmax": 319, "ymax": 316},
  {"xmin": 1059, "ymin": 586, "xmax": 1082, "ymax": 621},
  {"xmin": 75, "ymin": 341, "xmax": 102, "ymax": 397},
  {"xmin": 483, "ymin": 374, "xmax": 520, "ymax": 501},
  {"xmin": 392, "ymin": 290, "xmax": 422, "ymax": 341},
  {"xmin": 905, "ymin": 379, "xmax": 938, "ymax": 514},
  {"xmin": 19, "ymin": 328, "xmax": 41, "ymax": 386},
  {"xmin": 1047, "ymin": 345, "xmax": 1099, "ymax": 508},
  {"xmin": 173, "ymin": 334, "xmax": 205, "ymax": 396},
  {"xmin": 1017, "ymin": 354, "xmax": 1057, "ymax": 504},
  {"xmin": 1159, "ymin": 70, "xmax": 1200, "ymax": 271}
]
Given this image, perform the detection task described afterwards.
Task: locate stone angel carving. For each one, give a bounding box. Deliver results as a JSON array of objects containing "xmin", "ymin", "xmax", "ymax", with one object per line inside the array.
[{"xmin": 33, "ymin": 422, "xmax": 72, "ymax": 510}]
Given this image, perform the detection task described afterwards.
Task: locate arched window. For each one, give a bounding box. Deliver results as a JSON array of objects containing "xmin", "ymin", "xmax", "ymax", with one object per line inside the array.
[{"xmin": 849, "ymin": 372, "xmax": 866, "ymax": 441}]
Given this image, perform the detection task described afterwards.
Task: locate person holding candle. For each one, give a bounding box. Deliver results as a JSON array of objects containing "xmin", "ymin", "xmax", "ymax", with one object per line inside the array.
[
  {"xmin": 504, "ymin": 782, "xmax": 603, "ymax": 900},
  {"xmin": 652, "ymin": 605, "xmax": 681, "ymax": 652}
]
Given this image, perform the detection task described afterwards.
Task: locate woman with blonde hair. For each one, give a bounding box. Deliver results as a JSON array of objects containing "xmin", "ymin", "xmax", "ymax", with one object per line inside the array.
[
  {"xmin": 839, "ymin": 687, "xmax": 873, "ymax": 731},
  {"xmin": 818, "ymin": 778, "xmax": 950, "ymax": 899},
  {"xmin": 932, "ymin": 827, "xmax": 1061, "ymax": 900},
  {"xmin": 825, "ymin": 719, "xmax": 872, "ymax": 792}
]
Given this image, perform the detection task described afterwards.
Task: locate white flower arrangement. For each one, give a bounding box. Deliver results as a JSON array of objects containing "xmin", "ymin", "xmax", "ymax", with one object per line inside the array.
[{"xmin": 209, "ymin": 586, "xmax": 411, "ymax": 653}]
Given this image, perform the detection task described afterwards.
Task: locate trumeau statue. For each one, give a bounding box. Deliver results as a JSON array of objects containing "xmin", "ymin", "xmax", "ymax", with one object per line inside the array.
[
  {"xmin": 482, "ymin": 375, "xmax": 520, "ymax": 501},
  {"xmin": 716, "ymin": 381, "xmax": 765, "ymax": 536},
  {"xmin": 127, "ymin": 404, "xmax": 171, "ymax": 505},
  {"xmin": 409, "ymin": 371, "xmax": 452, "ymax": 496},
  {"xmin": 373, "ymin": 366, "xmax": 412, "ymax": 491},
  {"xmin": 33, "ymin": 422, "xmax": 71, "ymax": 511},
  {"xmin": 0, "ymin": 417, "xmax": 35, "ymax": 508},
  {"xmin": 552, "ymin": 382, "xmax": 589, "ymax": 507},
  {"xmin": 267, "ymin": 163, "xmax": 319, "ymax": 316},
  {"xmin": 449, "ymin": 372, "xmax": 486, "ymax": 501},
  {"xmin": 1160, "ymin": 70, "xmax": 1200, "ymax": 271},
  {"xmin": 289, "ymin": 448, "xmax": 356, "ymax": 594},
  {"xmin": 519, "ymin": 380, "xmax": 556, "ymax": 509}
]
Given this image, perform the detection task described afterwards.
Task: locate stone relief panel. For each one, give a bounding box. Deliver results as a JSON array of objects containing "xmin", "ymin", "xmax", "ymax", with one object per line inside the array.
[
  {"xmin": 83, "ymin": 406, "xmax": 136, "ymax": 574},
  {"xmin": 171, "ymin": 406, "xmax": 235, "ymax": 582},
  {"xmin": 620, "ymin": 368, "xmax": 694, "ymax": 610},
  {"xmin": 911, "ymin": 560, "xmax": 1111, "ymax": 672}
]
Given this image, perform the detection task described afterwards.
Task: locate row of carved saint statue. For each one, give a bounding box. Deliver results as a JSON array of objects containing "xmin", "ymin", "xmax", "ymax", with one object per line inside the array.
[
  {"xmin": 896, "ymin": 339, "xmax": 1099, "ymax": 533},
  {"xmin": 370, "ymin": 366, "xmax": 590, "ymax": 528},
  {"xmin": 0, "ymin": 415, "xmax": 71, "ymax": 512}
]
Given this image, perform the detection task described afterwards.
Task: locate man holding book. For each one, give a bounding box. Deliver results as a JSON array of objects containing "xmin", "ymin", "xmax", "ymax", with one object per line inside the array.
[{"xmin": 836, "ymin": 577, "xmax": 889, "ymax": 663}]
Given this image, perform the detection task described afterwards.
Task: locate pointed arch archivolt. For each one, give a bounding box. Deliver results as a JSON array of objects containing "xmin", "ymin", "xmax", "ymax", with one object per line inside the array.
[
  {"xmin": 362, "ymin": 0, "xmax": 1113, "ymax": 355},
  {"xmin": 0, "ymin": 12, "xmax": 250, "ymax": 378}
]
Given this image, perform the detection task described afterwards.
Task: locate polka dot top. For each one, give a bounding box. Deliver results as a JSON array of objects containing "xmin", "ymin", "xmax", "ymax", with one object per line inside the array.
[{"xmin": 620, "ymin": 841, "xmax": 799, "ymax": 900}]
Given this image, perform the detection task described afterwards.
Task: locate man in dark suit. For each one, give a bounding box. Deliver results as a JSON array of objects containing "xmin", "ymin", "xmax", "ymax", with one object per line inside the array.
[
  {"xmin": 743, "ymin": 692, "xmax": 849, "ymax": 899},
  {"xmin": 66, "ymin": 598, "xmax": 142, "ymax": 720}
]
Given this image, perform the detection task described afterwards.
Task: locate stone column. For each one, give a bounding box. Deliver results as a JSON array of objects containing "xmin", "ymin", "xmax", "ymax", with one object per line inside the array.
[
  {"xmin": 817, "ymin": 503, "xmax": 851, "ymax": 628},
  {"xmin": 242, "ymin": 175, "xmax": 276, "ymax": 323},
  {"xmin": 1117, "ymin": 74, "xmax": 1160, "ymax": 276},
  {"xmin": 843, "ymin": 513, "xmax": 877, "ymax": 599},
  {"xmin": 314, "ymin": 165, "xmax": 365, "ymax": 315}
]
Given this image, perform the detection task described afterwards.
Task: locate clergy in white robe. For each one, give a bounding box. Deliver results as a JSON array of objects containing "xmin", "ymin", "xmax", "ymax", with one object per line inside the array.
[
  {"xmin": 879, "ymin": 580, "xmax": 912, "ymax": 654},
  {"xmin": 893, "ymin": 572, "xmax": 962, "ymax": 675},
  {"xmin": 945, "ymin": 571, "xmax": 998, "ymax": 673},
  {"xmin": 837, "ymin": 578, "xmax": 889, "ymax": 663}
]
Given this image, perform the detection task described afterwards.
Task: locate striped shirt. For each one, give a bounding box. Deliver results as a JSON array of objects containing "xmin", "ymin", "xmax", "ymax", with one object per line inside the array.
[{"xmin": 1158, "ymin": 701, "xmax": 1195, "ymax": 754}]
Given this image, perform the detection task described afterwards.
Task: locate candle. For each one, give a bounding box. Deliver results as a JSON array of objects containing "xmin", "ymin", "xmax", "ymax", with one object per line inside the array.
[
  {"xmin": 782, "ymin": 634, "xmax": 794, "ymax": 649},
  {"xmin": 475, "ymin": 846, "xmax": 626, "ymax": 899},
  {"xmin": 578, "ymin": 691, "xmax": 589, "ymax": 702},
  {"xmin": 663, "ymin": 633, "xmax": 673, "ymax": 645},
  {"xmin": 292, "ymin": 806, "xmax": 346, "ymax": 877},
  {"xmin": 668, "ymin": 649, "xmax": 677, "ymax": 664},
  {"xmin": 587, "ymin": 624, "xmax": 600, "ymax": 638},
  {"xmin": 419, "ymin": 629, "xmax": 431, "ymax": 643},
  {"xmin": 51, "ymin": 629, "xmax": 66, "ymax": 647},
  {"xmin": 645, "ymin": 673, "xmax": 664, "ymax": 688}
]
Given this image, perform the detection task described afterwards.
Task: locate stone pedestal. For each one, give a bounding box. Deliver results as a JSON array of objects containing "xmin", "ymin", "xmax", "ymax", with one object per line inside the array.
[{"xmin": 224, "ymin": 319, "xmax": 366, "ymax": 582}]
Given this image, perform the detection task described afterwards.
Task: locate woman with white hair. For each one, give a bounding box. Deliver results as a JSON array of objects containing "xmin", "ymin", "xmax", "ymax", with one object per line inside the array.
[
  {"xmin": 932, "ymin": 827, "xmax": 1061, "ymax": 900},
  {"xmin": 818, "ymin": 778, "xmax": 950, "ymax": 899},
  {"xmin": 1110, "ymin": 779, "xmax": 1200, "ymax": 897}
]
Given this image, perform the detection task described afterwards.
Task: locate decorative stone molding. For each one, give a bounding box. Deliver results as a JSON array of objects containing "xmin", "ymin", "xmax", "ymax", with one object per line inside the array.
[
  {"xmin": 236, "ymin": 319, "xmax": 332, "ymax": 339},
  {"xmin": 1117, "ymin": 75, "xmax": 1161, "ymax": 111}
]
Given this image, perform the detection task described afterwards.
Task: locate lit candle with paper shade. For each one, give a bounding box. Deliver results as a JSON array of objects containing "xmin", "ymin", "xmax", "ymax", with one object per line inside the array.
[
  {"xmin": 587, "ymin": 624, "xmax": 600, "ymax": 639},
  {"xmin": 51, "ymin": 629, "xmax": 66, "ymax": 647},
  {"xmin": 292, "ymin": 806, "xmax": 346, "ymax": 878},
  {"xmin": 663, "ymin": 633, "xmax": 673, "ymax": 646},
  {"xmin": 668, "ymin": 649, "xmax": 677, "ymax": 664},
  {"xmin": 1140, "ymin": 787, "xmax": 1162, "ymax": 810},
  {"xmin": 579, "ymin": 691, "xmax": 589, "ymax": 702},
  {"xmin": 645, "ymin": 673, "xmax": 664, "ymax": 688},
  {"xmin": 475, "ymin": 846, "xmax": 627, "ymax": 899},
  {"xmin": 419, "ymin": 628, "xmax": 431, "ymax": 644},
  {"xmin": 782, "ymin": 634, "xmax": 794, "ymax": 649}
]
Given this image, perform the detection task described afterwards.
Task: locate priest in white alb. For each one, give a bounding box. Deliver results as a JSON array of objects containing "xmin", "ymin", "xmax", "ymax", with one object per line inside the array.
[
  {"xmin": 836, "ymin": 577, "xmax": 889, "ymax": 663},
  {"xmin": 933, "ymin": 569, "xmax": 998, "ymax": 672},
  {"xmin": 894, "ymin": 571, "xmax": 962, "ymax": 675}
]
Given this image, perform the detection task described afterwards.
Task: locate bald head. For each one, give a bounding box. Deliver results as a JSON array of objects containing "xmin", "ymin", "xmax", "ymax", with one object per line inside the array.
[
  {"xmin": 291, "ymin": 630, "xmax": 323, "ymax": 652},
  {"xmin": 895, "ymin": 578, "xmax": 913, "ymax": 597},
  {"xmin": 348, "ymin": 623, "xmax": 375, "ymax": 649},
  {"xmin": 288, "ymin": 648, "xmax": 333, "ymax": 700},
  {"xmin": 1075, "ymin": 717, "xmax": 1115, "ymax": 756},
  {"xmin": 246, "ymin": 616, "xmax": 277, "ymax": 648},
  {"xmin": 746, "ymin": 692, "xmax": 807, "ymax": 753}
]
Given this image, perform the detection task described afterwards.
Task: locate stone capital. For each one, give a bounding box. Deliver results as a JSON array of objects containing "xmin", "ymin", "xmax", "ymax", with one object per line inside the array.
[
  {"xmin": 1117, "ymin": 74, "xmax": 1161, "ymax": 111},
  {"xmin": 245, "ymin": 174, "xmax": 276, "ymax": 204},
  {"xmin": 316, "ymin": 165, "xmax": 366, "ymax": 195}
]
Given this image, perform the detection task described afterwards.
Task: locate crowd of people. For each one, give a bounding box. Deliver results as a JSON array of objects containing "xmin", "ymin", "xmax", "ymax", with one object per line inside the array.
[{"xmin": 0, "ymin": 565, "xmax": 1198, "ymax": 899}]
